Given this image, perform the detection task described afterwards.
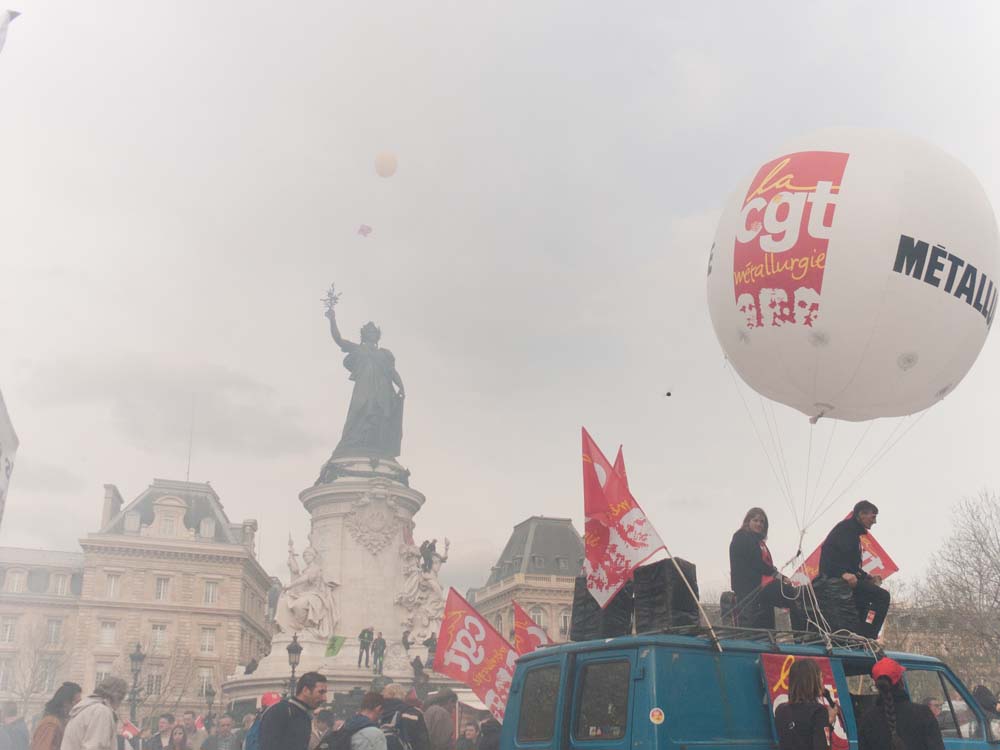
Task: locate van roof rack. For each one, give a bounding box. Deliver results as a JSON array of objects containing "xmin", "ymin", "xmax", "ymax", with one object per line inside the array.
[{"xmin": 647, "ymin": 624, "xmax": 881, "ymax": 654}]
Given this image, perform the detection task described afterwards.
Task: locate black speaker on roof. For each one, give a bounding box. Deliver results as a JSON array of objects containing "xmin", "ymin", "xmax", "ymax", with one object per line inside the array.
[
  {"xmin": 633, "ymin": 558, "xmax": 700, "ymax": 632},
  {"xmin": 569, "ymin": 576, "xmax": 634, "ymax": 641}
]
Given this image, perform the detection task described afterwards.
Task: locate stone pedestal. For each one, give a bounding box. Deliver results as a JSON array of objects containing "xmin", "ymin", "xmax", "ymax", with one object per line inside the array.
[{"xmin": 224, "ymin": 457, "xmax": 444, "ymax": 699}]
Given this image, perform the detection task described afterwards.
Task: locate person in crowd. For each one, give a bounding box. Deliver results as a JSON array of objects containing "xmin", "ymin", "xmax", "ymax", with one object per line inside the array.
[
  {"xmin": 241, "ymin": 716, "xmax": 254, "ymax": 734},
  {"xmin": 166, "ymin": 727, "xmax": 188, "ymax": 750},
  {"xmin": 260, "ymin": 672, "xmax": 328, "ymax": 750},
  {"xmin": 242, "ymin": 692, "xmax": 281, "ymax": 750},
  {"xmin": 358, "ymin": 627, "xmax": 374, "ymax": 669},
  {"xmin": 973, "ymin": 686, "xmax": 1000, "ymax": 716},
  {"xmin": 372, "ymin": 633, "xmax": 387, "ymax": 675},
  {"xmin": 455, "ymin": 724, "xmax": 477, "ymax": 750},
  {"xmin": 60, "ymin": 676, "xmax": 128, "ymax": 750},
  {"xmin": 773, "ymin": 659, "xmax": 836, "ymax": 749},
  {"xmin": 422, "ymin": 690, "xmax": 456, "ymax": 750},
  {"xmin": 180, "ymin": 713, "xmax": 206, "ymax": 750},
  {"xmin": 309, "ymin": 711, "xmax": 334, "ymax": 750},
  {"xmin": 923, "ymin": 699, "xmax": 943, "ymax": 719},
  {"xmin": 859, "ymin": 658, "xmax": 943, "ymax": 750},
  {"xmin": 144, "ymin": 716, "xmax": 176, "ymax": 750},
  {"xmin": 817, "ymin": 500, "xmax": 891, "ymax": 639},
  {"xmin": 30, "ymin": 682, "xmax": 82, "ymax": 750},
  {"xmin": 201, "ymin": 716, "xmax": 240, "ymax": 750},
  {"xmin": 0, "ymin": 702, "xmax": 29, "ymax": 750},
  {"xmin": 729, "ymin": 508, "xmax": 808, "ymax": 630},
  {"xmin": 316, "ymin": 693, "xmax": 384, "ymax": 750},
  {"xmin": 380, "ymin": 684, "xmax": 428, "ymax": 750},
  {"xmin": 475, "ymin": 720, "xmax": 499, "ymax": 750}
]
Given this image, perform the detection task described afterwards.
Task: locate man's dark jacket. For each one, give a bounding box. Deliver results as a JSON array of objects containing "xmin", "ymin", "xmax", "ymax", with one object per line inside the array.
[
  {"xmin": 259, "ymin": 698, "xmax": 312, "ymax": 750},
  {"xmin": 729, "ymin": 528, "xmax": 777, "ymax": 597},
  {"xmin": 818, "ymin": 517, "xmax": 869, "ymax": 580},
  {"xmin": 380, "ymin": 698, "xmax": 429, "ymax": 750}
]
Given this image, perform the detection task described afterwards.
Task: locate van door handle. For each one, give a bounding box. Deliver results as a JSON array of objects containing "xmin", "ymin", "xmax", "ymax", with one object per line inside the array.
[{"xmin": 632, "ymin": 666, "xmax": 645, "ymax": 681}]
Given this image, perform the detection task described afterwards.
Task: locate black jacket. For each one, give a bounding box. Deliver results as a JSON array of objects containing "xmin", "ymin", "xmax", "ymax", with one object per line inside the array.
[
  {"xmin": 259, "ymin": 698, "xmax": 313, "ymax": 750},
  {"xmin": 818, "ymin": 517, "xmax": 869, "ymax": 581},
  {"xmin": 476, "ymin": 721, "xmax": 501, "ymax": 750},
  {"xmin": 774, "ymin": 702, "xmax": 830, "ymax": 750},
  {"xmin": 858, "ymin": 692, "xmax": 944, "ymax": 750},
  {"xmin": 729, "ymin": 528, "xmax": 778, "ymax": 597},
  {"xmin": 380, "ymin": 698, "xmax": 430, "ymax": 750}
]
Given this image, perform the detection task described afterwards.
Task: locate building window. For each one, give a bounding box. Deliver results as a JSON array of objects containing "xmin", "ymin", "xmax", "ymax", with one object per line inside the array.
[
  {"xmin": 105, "ymin": 573, "xmax": 120, "ymax": 599},
  {"xmin": 494, "ymin": 613, "xmax": 504, "ymax": 633},
  {"xmin": 99, "ymin": 621, "xmax": 117, "ymax": 647},
  {"xmin": 146, "ymin": 672, "xmax": 163, "ymax": 696},
  {"xmin": 560, "ymin": 608, "xmax": 571, "ymax": 635},
  {"xmin": 556, "ymin": 557, "xmax": 568, "ymax": 571},
  {"xmin": 200, "ymin": 628, "xmax": 216, "ymax": 654},
  {"xmin": 46, "ymin": 619, "xmax": 62, "ymax": 645},
  {"xmin": 0, "ymin": 659, "xmax": 10, "ymax": 691},
  {"xmin": 161, "ymin": 514, "xmax": 176, "ymax": 536},
  {"xmin": 151, "ymin": 624, "xmax": 167, "ymax": 650},
  {"xmin": 53, "ymin": 574, "xmax": 69, "ymax": 596},
  {"xmin": 197, "ymin": 667, "xmax": 213, "ymax": 697},
  {"xmin": 36, "ymin": 658, "xmax": 58, "ymax": 693},
  {"xmin": 155, "ymin": 577, "xmax": 169, "ymax": 601},
  {"xmin": 95, "ymin": 663, "xmax": 112, "ymax": 686},
  {"xmin": 0, "ymin": 616, "xmax": 15, "ymax": 643},
  {"xmin": 7, "ymin": 570, "xmax": 25, "ymax": 593},
  {"xmin": 531, "ymin": 555, "xmax": 545, "ymax": 567},
  {"xmin": 204, "ymin": 581, "xmax": 218, "ymax": 605},
  {"xmin": 530, "ymin": 607, "xmax": 546, "ymax": 629}
]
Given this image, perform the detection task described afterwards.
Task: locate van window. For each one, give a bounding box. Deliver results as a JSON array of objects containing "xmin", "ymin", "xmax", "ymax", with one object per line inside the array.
[
  {"xmin": 905, "ymin": 668, "xmax": 981, "ymax": 740},
  {"xmin": 574, "ymin": 660, "xmax": 629, "ymax": 740},
  {"xmin": 517, "ymin": 665, "xmax": 561, "ymax": 742}
]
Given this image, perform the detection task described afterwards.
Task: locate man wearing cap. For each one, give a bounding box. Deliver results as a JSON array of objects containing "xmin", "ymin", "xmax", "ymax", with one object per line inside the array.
[
  {"xmin": 859, "ymin": 658, "xmax": 943, "ymax": 749},
  {"xmin": 817, "ymin": 500, "xmax": 891, "ymax": 639}
]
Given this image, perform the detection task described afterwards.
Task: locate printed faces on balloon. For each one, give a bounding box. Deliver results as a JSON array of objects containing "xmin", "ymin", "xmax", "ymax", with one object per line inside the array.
[{"xmin": 733, "ymin": 152, "xmax": 850, "ymax": 329}]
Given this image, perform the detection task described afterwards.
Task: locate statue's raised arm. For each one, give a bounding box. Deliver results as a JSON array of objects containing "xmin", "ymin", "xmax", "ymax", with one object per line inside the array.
[{"xmin": 325, "ymin": 307, "xmax": 358, "ymax": 353}]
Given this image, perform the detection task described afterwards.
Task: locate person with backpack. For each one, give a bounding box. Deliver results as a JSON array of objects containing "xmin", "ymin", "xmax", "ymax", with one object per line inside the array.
[
  {"xmin": 773, "ymin": 659, "xmax": 835, "ymax": 749},
  {"xmin": 859, "ymin": 658, "xmax": 944, "ymax": 750},
  {"xmin": 316, "ymin": 693, "xmax": 384, "ymax": 750},
  {"xmin": 260, "ymin": 673, "xmax": 328, "ymax": 750},
  {"xmin": 243, "ymin": 692, "xmax": 280, "ymax": 750},
  {"xmin": 380, "ymin": 684, "xmax": 428, "ymax": 750},
  {"xmin": 30, "ymin": 682, "xmax": 81, "ymax": 750}
]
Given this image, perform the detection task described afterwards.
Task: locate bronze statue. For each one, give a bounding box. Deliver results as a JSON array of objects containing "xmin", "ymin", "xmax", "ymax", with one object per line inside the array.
[{"xmin": 323, "ymin": 286, "xmax": 405, "ymax": 459}]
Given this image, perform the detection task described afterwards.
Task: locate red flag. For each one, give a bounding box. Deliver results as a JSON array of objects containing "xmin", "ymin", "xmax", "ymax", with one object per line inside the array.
[
  {"xmin": 512, "ymin": 601, "xmax": 552, "ymax": 655},
  {"xmin": 120, "ymin": 721, "xmax": 140, "ymax": 740},
  {"xmin": 195, "ymin": 716, "xmax": 205, "ymax": 731},
  {"xmin": 791, "ymin": 520, "xmax": 899, "ymax": 585},
  {"xmin": 434, "ymin": 588, "xmax": 518, "ymax": 721},
  {"xmin": 582, "ymin": 429, "xmax": 666, "ymax": 608}
]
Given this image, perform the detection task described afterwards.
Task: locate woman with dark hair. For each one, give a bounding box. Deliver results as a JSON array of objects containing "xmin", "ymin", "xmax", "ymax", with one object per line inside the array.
[
  {"xmin": 774, "ymin": 659, "xmax": 836, "ymax": 749},
  {"xmin": 729, "ymin": 508, "xmax": 807, "ymax": 630},
  {"xmin": 167, "ymin": 726, "xmax": 190, "ymax": 750},
  {"xmin": 859, "ymin": 658, "xmax": 944, "ymax": 750},
  {"xmin": 30, "ymin": 681, "xmax": 82, "ymax": 750}
]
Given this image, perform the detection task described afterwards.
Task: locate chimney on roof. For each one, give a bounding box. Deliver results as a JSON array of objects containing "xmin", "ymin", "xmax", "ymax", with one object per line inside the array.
[{"xmin": 102, "ymin": 484, "xmax": 124, "ymax": 529}]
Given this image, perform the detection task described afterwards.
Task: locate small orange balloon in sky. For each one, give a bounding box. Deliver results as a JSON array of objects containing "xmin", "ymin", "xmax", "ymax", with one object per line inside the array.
[{"xmin": 374, "ymin": 153, "xmax": 398, "ymax": 178}]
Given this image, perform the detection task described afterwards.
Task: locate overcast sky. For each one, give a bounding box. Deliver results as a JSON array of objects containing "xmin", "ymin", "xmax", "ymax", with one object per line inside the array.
[{"xmin": 2, "ymin": 2, "xmax": 999, "ymax": 599}]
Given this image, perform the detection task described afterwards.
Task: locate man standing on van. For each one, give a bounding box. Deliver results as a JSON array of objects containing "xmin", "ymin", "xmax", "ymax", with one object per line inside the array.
[{"xmin": 818, "ymin": 500, "xmax": 890, "ymax": 639}]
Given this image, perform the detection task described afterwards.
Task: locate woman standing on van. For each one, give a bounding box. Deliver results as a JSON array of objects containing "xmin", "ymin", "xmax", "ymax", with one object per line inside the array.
[
  {"xmin": 859, "ymin": 658, "xmax": 943, "ymax": 750},
  {"xmin": 729, "ymin": 508, "xmax": 807, "ymax": 630},
  {"xmin": 774, "ymin": 660, "xmax": 836, "ymax": 750}
]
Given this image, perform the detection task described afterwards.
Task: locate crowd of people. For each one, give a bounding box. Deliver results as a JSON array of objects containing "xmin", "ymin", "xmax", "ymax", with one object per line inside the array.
[{"xmin": 0, "ymin": 671, "xmax": 502, "ymax": 750}]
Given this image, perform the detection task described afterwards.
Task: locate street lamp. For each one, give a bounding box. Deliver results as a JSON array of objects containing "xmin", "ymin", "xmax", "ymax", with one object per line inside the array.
[
  {"xmin": 128, "ymin": 643, "xmax": 145, "ymax": 724},
  {"xmin": 286, "ymin": 634, "xmax": 303, "ymax": 697},
  {"xmin": 205, "ymin": 683, "xmax": 216, "ymax": 723}
]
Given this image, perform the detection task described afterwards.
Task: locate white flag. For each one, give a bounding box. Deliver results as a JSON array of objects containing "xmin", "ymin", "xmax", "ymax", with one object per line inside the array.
[
  {"xmin": 0, "ymin": 389, "xmax": 18, "ymax": 530},
  {"xmin": 0, "ymin": 10, "xmax": 20, "ymax": 57}
]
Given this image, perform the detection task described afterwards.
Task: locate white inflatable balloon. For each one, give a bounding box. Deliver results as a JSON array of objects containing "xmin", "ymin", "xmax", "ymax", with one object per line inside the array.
[
  {"xmin": 375, "ymin": 152, "xmax": 398, "ymax": 178},
  {"xmin": 707, "ymin": 129, "xmax": 999, "ymax": 422}
]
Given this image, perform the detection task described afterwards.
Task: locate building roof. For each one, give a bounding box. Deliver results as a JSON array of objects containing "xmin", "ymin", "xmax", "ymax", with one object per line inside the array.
[
  {"xmin": 0, "ymin": 547, "xmax": 83, "ymax": 569},
  {"xmin": 99, "ymin": 478, "xmax": 243, "ymax": 544},
  {"xmin": 486, "ymin": 516, "xmax": 584, "ymax": 585}
]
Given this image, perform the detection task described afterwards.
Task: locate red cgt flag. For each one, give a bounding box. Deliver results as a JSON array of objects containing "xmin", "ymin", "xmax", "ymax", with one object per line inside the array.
[
  {"xmin": 434, "ymin": 588, "xmax": 518, "ymax": 722},
  {"xmin": 120, "ymin": 720, "xmax": 140, "ymax": 740},
  {"xmin": 582, "ymin": 428, "xmax": 666, "ymax": 608},
  {"xmin": 512, "ymin": 601, "xmax": 552, "ymax": 655}
]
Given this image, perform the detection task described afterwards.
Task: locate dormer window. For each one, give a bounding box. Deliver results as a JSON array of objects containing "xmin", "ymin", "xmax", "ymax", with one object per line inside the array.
[
  {"xmin": 531, "ymin": 555, "xmax": 545, "ymax": 567},
  {"xmin": 161, "ymin": 513, "xmax": 176, "ymax": 536}
]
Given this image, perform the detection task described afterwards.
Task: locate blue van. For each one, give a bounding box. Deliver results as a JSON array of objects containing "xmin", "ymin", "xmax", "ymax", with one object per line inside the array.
[{"xmin": 500, "ymin": 626, "xmax": 996, "ymax": 749}]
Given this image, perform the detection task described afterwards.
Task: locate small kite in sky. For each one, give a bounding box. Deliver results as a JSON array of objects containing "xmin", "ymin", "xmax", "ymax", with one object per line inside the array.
[
  {"xmin": 0, "ymin": 10, "xmax": 20, "ymax": 56},
  {"xmin": 357, "ymin": 224, "xmax": 373, "ymax": 237}
]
